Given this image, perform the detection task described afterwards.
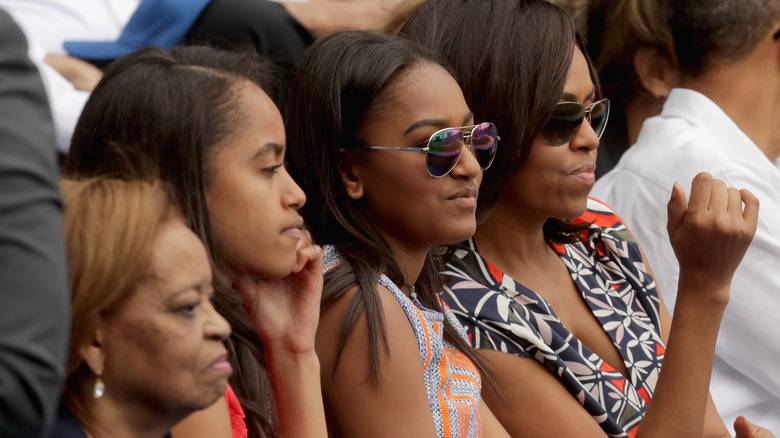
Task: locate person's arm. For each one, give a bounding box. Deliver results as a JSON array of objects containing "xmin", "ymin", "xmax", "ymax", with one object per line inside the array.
[
  {"xmin": 0, "ymin": 9, "xmax": 70, "ymax": 437},
  {"xmin": 477, "ymin": 397, "xmax": 511, "ymax": 438},
  {"xmin": 43, "ymin": 54, "xmax": 102, "ymax": 92},
  {"xmin": 234, "ymin": 232, "xmax": 327, "ymax": 438},
  {"xmin": 316, "ymin": 283, "xmax": 440, "ymax": 437},
  {"xmin": 479, "ymin": 348, "xmax": 610, "ymax": 437},
  {"xmin": 612, "ymin": 163, "xmax": 780, "ymax": 418},
  {"xmin": 281, "ymin": 0, "xmax": 403, "ymax": 36},
  {"xmin": 651, "ymin": 277, "xmax": 729, "ymax": 437},
  {"xmin": 25, "ymin": 41, "xmax": 90, "ymax": 153},
  {"xmin": 636, "ymin": 174, "xmax": 757, "ymax": 437}
]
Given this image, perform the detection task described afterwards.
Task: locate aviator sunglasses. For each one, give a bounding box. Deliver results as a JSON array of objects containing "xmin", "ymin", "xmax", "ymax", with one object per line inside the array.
[
  {"xmin": 542, "ymin": 98, "xmax": 610, "ymax": 146},
  {"xmin": 368, "ymin": 122, "xmax": 499, "ymax": 177}
]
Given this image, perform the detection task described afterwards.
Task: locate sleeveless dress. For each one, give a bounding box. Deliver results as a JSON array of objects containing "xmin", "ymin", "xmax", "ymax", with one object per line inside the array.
[
  {"xmin": 441, "ymin": 198, "xmax": 666, "ymax": 437},
  {"xmin": 322, "ymin": 245, "xmax": 483, "ymax": 438}
]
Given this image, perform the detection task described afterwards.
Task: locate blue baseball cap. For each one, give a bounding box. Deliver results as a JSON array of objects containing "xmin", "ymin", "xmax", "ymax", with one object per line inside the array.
[{"xmin": 64, "ymin": 0, "xmax": 212, "ymax": 61}]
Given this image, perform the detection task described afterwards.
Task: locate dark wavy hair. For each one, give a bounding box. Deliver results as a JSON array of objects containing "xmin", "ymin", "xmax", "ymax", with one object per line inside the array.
[
  {"xmin": 400, "ymin": 0, "xmax": 600, "ymax": 243},
  {"xmin": 286, "ymin": 30, "xmax": 492, "ymax": 385},
  {"xmin": 66, "ymin": 46, "xmax": 283, "ymax": 438}
]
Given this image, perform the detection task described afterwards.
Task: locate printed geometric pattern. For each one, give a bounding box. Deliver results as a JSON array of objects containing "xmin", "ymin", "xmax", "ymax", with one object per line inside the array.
[
  {"xmin": 323, "ymin": 245, "xmax": 483, "ymax": 438},
  {"xmin": 442, "ymin": 198, "xmax": 665, "ymax": 437}
]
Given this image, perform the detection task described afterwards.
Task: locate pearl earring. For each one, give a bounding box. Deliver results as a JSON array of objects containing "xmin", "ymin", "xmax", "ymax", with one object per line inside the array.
[{"xmin": 93, "ymin": 376, "xmax": 105, "ymax": 399}]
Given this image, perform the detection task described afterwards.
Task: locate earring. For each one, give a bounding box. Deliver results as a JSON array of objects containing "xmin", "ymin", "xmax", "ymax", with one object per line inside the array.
[{"xmin": 93, "ymin": 376, "xmax": 105, "ymax": 399}]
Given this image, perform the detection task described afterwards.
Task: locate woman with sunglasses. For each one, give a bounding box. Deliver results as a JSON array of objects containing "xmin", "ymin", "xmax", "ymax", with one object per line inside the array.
[
  {"xmin": 285, "ymin": 30, "xmax": 507, "ymax": 437},
  {"xmin": 400, "ymin": 0, "xmax": 765, "ymax": 436},
  {"xmin": 66, "ymin": 46, "xmax": 327, "ymax": 438}
]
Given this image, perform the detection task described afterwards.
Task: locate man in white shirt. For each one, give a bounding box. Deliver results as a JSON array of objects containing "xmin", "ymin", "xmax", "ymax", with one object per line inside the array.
[{"xmin": 592, "ymin": 0, "xmax": 780, "ymax": 433}]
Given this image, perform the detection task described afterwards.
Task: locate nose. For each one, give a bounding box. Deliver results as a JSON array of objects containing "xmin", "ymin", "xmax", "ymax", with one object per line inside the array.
[
  {"xmin": 282, "ymin": 167, "xmax": 307, "ymax": 209},
  {"xmin": 569, "ymin": 118, "xmax": 599, "ymax": 152},
  {"xmin": 448, "ymin": 141, "xmax": 482, "ymax": 180},
  {"xmin": 204, "ymin": 299, "xmax": 231, "ymax": 341}
]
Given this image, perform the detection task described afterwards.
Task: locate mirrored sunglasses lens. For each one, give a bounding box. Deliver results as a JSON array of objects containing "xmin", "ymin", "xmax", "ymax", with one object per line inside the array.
[
  {"xmin": 471, "ymin": 123, "xmax": 497, "ymax": 169},
  {"xmin": 426, "ymin": 128, "xmax": 463, "ymax": 177}
]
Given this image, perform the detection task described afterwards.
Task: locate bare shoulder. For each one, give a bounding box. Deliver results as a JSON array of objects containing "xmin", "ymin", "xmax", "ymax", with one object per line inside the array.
[{"xmin": 315, "ymin": 281, "xmax": 439, "ymax": 438}]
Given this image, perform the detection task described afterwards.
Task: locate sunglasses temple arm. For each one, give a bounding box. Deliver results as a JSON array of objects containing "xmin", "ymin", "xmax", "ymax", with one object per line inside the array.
[{"xmin": 368, "ymin": 146, "xmax": 429, "ymax": 152}]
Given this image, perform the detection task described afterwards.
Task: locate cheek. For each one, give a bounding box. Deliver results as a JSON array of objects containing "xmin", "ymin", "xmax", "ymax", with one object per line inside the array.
[
  {"xmin": 108, "ymin": 315, "xmax": 201, "ymax": 372},
  {"xmin": 209, "ymin": 177, "xmax": 280, "ymax": 252},
  {"xmin": 364, "ymin": 160, "xmax": 431, "ymax": 215}
]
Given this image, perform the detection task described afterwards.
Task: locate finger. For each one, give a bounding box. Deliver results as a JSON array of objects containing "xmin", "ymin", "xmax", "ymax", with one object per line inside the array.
[
  {"xmin": 297, "ymin": 229, "xmax": 314, "ymax": 251},
  {"xmin": 708, "ymin": 179, "xmax": 728, "ymax": 213},
  {"xmin": 726, "ymin": 187, "xmax": 742, "ymax": 215},
  {"xmin": 734, "ymin": 416, "xmax": 759, "ymax": 438},
  {"xmin": 292, "ymin": 243, "xmax": 322, "ymax": 274},
  {"xmin": 687, "ymin": 172, "xmax": 713, "ymax": 214},
  {"xmin": 667, "ymin": 181, "xmax": 687, "ymax": 238},
  {"xmin": 740, "ymin": 189, "xmax": 760, "ymax": 229},
  {"xmin": 292, "ymin": 230, "xmax": 316, "ymax": 272}
]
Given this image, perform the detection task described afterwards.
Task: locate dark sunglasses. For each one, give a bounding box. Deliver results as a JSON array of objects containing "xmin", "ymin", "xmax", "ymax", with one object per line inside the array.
[
  {"xmin": 369, "ymin": 122, "xmax": 499, "ymax": 177},
  {"xmin": 542, "ymin": 98, "xmax": 610, "ymax": 146}
]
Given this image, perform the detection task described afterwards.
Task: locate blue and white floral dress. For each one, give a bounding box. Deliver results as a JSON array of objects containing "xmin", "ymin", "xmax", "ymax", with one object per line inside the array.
[{"xmin": 442, "ymin": 198, "xmax": 666, "ymax": 437}]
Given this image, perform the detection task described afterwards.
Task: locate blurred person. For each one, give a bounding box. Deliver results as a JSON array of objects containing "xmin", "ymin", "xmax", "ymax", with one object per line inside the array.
[
  {"xmin": 0, "ymin": 8, "xmax": 69, "ymax": 437},
  {"xmin": 55, "ymin": 178, "xmax": 231, "ymax": 437},
  {"xmin": 593, "ymin": 0, "xmax": 780, "ymax": 432},
  {"xmin": 582, "ymin": 0, "xmax": 679, "ymax": 177},
  {"xmin": 0, "ymin": 0, "xmax": 403, "ymax": 152},
  {"xmin": 66, "ymin": 46, "xmax": 327, "ymax": 438}
]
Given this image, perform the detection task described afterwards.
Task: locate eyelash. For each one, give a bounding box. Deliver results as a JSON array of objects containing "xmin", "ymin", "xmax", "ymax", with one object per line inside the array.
[
  {"xmin": 179, "ymin": 301, "xmax": 201, "ymax": 316},
  {"xmin": 263, "ymin": 163, "xmax": 284, "ymax": 174}
]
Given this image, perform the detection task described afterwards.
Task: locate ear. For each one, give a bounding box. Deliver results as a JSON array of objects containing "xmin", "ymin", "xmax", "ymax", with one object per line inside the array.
[
  {"xmin": 79, "ymin": 321, "xmax": 107, "ymax": 376},
  {"xmin": 633, "ymin": 47, "xmax": 680, "ymax": 99},
  {"xmin": 338, "ymin": 148, "xmax": 365, "ymax": 200}
]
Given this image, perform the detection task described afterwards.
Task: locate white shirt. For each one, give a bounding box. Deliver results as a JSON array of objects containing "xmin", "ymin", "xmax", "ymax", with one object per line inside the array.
[
  {"xmin": 0, "ymin": 0, "xmax": 137, "ymax": 152},
  {"xmin": 592, "ymin": 88, "xmax": 780, "ymax": 433}
]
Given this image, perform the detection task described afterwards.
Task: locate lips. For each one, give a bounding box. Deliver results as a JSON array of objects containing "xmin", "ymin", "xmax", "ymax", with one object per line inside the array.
[
  {"xmin": 281, "ymin": 216, "xmax": 304, "ymax": 238},
  {"xmin": 208, "ymin": 353, "xmax": 233, "ymax": 375},
  {"xmin": 446, "ymin": 187, "xmax": 478, "ymax": 208},
  {"xmin": 571, "ymin": 164, "xmax": 596, "ymax": 185}
]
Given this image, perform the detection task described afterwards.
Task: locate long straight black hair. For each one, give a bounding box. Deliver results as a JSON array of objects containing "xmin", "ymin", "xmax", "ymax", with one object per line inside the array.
[
  {"xmin": 286, "ymin": 30, "xmax": 492, "ymax": 384},
  {"xmin": 400, "ymin": 0, "xmax": 600, "ymax": 243},
  {"xmin": 67, "ymin": 46, "xmax": 283, "ymax": 438}
]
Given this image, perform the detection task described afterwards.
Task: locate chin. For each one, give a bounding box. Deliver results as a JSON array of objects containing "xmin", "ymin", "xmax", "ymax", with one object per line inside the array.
[
  {"xmin": 253, "ymin": 263, "xmax": 297, "ymax": 280},
  {"xmin": 437, "ymin": 224, "xmax": 477, "ymax": 245},
  {"xmin": 559, "ymin": 199, "xmax": 589, "ymax": 220}
]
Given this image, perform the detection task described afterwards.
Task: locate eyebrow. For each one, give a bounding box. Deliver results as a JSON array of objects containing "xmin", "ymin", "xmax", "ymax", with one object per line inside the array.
[
  {"xmin": 252, "ymin": 142, "xmax": 284, "ymax": 160},
  {"xmin": 561, "ymin": 87, "xmax": 596, "ymax": 102},
  {"xmin": 403, "ymin": 111, "xmax": 475, "ymax": 136}
]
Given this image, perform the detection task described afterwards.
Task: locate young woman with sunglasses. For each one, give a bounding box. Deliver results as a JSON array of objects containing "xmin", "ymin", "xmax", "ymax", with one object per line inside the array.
[
  {"xmin": 400, "ymin": 0, "xmax": 764, "ymax": 436},
  {"xmin": 285, "ymin": 30, "xmax": 507, "ymax": 437},
  {"xmin": 66, "ymin": 46, "xmax": 327, "ymax": 438}
]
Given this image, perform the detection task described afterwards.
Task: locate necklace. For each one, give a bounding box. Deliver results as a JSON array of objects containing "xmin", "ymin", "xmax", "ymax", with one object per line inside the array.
[{"xmin": 408, "ymin": 285, "xmax": 418, "ymax": 300}]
